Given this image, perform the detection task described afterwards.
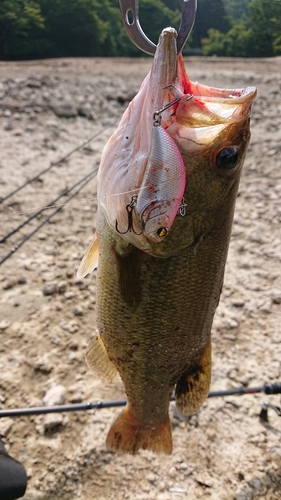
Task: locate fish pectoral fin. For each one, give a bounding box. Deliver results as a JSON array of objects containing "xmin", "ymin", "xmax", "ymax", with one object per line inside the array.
[
  {"xmin": 86, "ymin": 333, "xmax": 117, "ymax": 382},
  {"xmin": 175, "ymin": 338, "xmax": 211, "ymax": 415},
  {"xmin": 77, "ymin": 232, "xmax": 99, "ymax": 279},
  {"xmin": 106, "ymin": 404, "xmax": 172, "ymax": 455}
]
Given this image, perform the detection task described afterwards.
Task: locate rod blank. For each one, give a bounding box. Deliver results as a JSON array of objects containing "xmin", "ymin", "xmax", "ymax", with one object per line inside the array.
[{"xmin": 0, "ymin": 383, "xmax": 280, "ymax": 418}]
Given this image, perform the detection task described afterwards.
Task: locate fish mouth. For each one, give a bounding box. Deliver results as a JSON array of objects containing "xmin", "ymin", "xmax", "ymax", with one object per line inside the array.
[{"xmin": 150, "ymin": 29, "xmax": 257, "ymax": 149}]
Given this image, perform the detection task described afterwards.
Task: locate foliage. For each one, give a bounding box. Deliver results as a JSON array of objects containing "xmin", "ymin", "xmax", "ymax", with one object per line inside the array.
[
  {"xmin": 222, "ymin": 0, "xmax": 251, "ymax": 22},
  {"xmin": 37, "ymin": 0, "xmax": 114, "ymax": 57},
  {"xmin": 191, "ymin": 0, "xmax": 230, "ymax": 48},
  {"xmin": 202, "ymin": 0, "xmax": 281, "ymax": 57},
  {"xmin": 1, "ymin": 0, "xmax": 281, "ymax": 59},
  {"xmin": 0, "ymin": 0, "xmax": 44, "ymax": 57}
]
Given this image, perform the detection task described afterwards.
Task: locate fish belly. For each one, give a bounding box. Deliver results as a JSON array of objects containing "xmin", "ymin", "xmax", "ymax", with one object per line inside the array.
[{"xmin": 93, "ymin": 208, "xmax": 230, "ymax": 454}]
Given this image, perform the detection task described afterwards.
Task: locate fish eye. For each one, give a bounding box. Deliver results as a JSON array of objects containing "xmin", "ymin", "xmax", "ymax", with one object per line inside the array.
[{"xmin": 216, "ymin": 147, "xmax": 239, "ymax": 171}]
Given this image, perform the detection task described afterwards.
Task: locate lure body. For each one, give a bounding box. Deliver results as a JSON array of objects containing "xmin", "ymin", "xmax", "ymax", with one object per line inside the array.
[{"xmin": 136, "ymin": 123, "xmax": 186, "ymax": 242}]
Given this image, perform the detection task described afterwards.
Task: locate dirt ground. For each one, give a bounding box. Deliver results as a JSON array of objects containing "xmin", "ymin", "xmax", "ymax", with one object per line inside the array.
[{"xmin": 0, "ymin": 55, "xmax": 280, "ymax": 500}]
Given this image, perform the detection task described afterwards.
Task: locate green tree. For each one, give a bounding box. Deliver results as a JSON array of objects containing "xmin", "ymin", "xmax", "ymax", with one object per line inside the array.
[
  {"xmin": 0, "ymin": 0, "xmax": 44, "ymax": 58},
  {"xmin": 202, "ymin": 23, "xmax": 251, "ymax": 56},
  {"xmin": 222, "ymin": 0, "xmax": 251, "ymax": 21},
  {"xmin": 246, "ymin": 0, "xmax": 281, "ymax": 57},
  {"xmin": 37, "ymin": 0, "xmax": 111, "ymax": 57},
  {"xmin": 191, "ymin": 0, "xmax": 230, "ymax": 48},
  {"xmin": 202, "ymin": 0, "xmax": 281, "ymax": 57}
]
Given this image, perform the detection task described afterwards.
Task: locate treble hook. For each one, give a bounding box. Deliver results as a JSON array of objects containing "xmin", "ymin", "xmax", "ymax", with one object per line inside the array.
[
  {"xmin": 119, "ymin": 0, "xmax": 197, "ymax": 55},
  {"xmin": 115, "ymin": 195, "xmax": 143, "ymax": 235}
]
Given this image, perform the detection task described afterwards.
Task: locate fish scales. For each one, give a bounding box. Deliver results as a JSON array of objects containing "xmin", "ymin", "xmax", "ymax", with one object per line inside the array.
[{"xmin": 78, "ymin": 28, "xmax": 256, "ymax": 454}]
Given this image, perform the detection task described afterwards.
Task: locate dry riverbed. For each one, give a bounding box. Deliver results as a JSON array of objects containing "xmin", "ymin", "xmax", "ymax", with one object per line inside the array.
[{"xmin": 0, "ymin": 56, "xmax": 281, "ymax": 500}]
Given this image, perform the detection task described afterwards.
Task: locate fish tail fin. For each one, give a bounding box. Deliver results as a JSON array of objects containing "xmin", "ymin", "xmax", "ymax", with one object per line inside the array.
[
  {"xmin": 175, "ymin": 338, "xmax": 211, "ymax": 415},
  {"xmin": 106, "ymin": 404, "xmax": 172, "ymax": 455}
]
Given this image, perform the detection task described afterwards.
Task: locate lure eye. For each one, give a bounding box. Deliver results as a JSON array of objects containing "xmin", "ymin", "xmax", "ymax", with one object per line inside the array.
[
  {"xmin": 216, "ymin": 147, "xmax": 239, "ymax": 171},
  {"xmin": 157, "ymin": 227, "xmax": 168, "ymax": 238}
]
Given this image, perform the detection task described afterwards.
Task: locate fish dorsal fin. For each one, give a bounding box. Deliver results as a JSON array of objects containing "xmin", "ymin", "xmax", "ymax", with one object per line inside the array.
[{"xmin": 77, "ymin": 233, "xmax": 99, "ymax": 279}]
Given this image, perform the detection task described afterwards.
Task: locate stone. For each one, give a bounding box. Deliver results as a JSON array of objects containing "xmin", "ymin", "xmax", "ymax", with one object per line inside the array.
[
  {"xmin": 0, "ymin": 320, "xmax": 11, "ymax": 331},
  {"xmin": 49, "ymin": 98, "xmax": 77, "ymax": 118},
  {"xmin": 43, "ymin": 282, "xmax": 57, "ymax": 296},
  {"xmin": 26, "ymin": 77, "xmax": 42, "ymax": 88},
  {"xmin": 43, "ymin": 385, "xmax": 66, "ymax": 406},
  {"xmin": 272, "ymin": 289, "xmax": 281, "ymax": 304},
  {"xmin": 17, "ymin": 275, "xmax": 27, "ymax": 285},
  {"xmin": 43, "ymin": 413, "xmax": 63, "ymax": 434},
  {"xmin": 77, "ymin": 103, "xmax": 95, "ymax": 120},
  {"xmin": 34, "ymin": 355, "xmax": 53, "ymax": 374},
  {"xmin": 57, "ymin": 280, "xmax": 67, "ymax": 293},
  {"xmin": 4, "ymin": 121, "xmax": 13, "ymax": 130},
  {"xmin": 73, "ymin": 306, "xmax": 83, "ymax": 316},
  {"xmin": 0, "ymin": 418, "xmax": 13, "ymax": 437},
  {"xmin": 2, "ymin": 279, "xmax": 17, "ymax": 290}
]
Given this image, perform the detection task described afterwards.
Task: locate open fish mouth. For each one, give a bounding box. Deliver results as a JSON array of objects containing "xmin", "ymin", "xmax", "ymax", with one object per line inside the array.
[{"xmin": 150, "ymin": 29, "xmax": 257, "ymax": 155}]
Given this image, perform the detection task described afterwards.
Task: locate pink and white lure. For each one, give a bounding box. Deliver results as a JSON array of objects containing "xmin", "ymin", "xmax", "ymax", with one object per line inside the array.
[{"xmin": 135, "ymin": 122, "xmax": 186, "ymax": 242}]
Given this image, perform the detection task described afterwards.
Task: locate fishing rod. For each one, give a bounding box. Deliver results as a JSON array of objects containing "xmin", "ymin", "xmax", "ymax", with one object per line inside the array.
[{"xmin": 0, "ymin": 382, "xmax": 280, "ymax": 419}]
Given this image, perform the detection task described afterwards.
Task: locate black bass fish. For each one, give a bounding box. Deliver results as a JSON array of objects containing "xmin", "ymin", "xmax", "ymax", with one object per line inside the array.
[{"xmin": 78, "ymin": 27, "xmax": 256, "ymax": 454}]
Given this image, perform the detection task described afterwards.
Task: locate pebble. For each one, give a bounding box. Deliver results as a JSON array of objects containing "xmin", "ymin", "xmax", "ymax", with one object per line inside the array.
[
  {"xmin": 2, "ymin": 278, "xmax": 17, "ymax": 290},
  {"xmin": 49, "ymin": 98, "xmax": 77, "ymax": 118},
  {"xmin": 259, "ymin": 298, "xmax": 272, "ymax": 313},
  {"xmin": 43, "ymin": 385, "xmax": 66, "ymax": 406},
  {"xmin": 4, "ymin": 121, "xmax": 13, "ymax": 130},
  {"xmin": 34, "ymin": 356, "xmax": 53, "ymax": 374},
  {"xmin": 231, "ymin": 299, "xmax": 245, "ymax": 307},
  {"xmin": 272, "ymin": 289, "xmax": 281, "ymax": 304},
  {"xmin": 43, "ymin": 282, "xmax": 57, "ymax": 296},
  {"xmin": 0, "ymin": 320, "xmax": 11, "ymax": 331},
  {"xmin": 43, "ymin": 413, "xmax": 63, "ymax": 434},
  {"xmin": 0, "ymin": 418, "xmax": 13, "ymax": 437},
  {"xmin": 78, "ymin": 103, "xmax": 95, "ymax": 120},
  {"xmin": 26, "ymin": 77, "xmax": 42, "ymax": 88},
  {"xmin": 17, "ymin": 275, "xmax": 27, "ymax": 285},
  {"xmin": 73, "ymin": 306, "xmax": 83, "ymax": 316},
  {"xmin": 57, "ymin": 280, "xmax": 67, "ymax": 293}
]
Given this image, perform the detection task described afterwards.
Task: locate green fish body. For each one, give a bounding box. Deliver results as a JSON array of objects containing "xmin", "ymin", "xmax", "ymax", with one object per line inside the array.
[{"xmin": 78, "ymin": 28, "xmax": 256, "ymax": 454}]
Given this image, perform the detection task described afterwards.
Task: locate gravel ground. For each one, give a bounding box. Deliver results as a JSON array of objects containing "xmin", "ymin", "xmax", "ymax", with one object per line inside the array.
[{"xmin": 0, "ymin": 56, "xmax": 280, "ymax": 500}]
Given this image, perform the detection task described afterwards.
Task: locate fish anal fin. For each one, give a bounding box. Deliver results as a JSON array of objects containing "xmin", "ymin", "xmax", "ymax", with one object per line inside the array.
[
  {"xmin": 175, "ymin": 338, "xmax": 211, "ymax": 415},
  {"xmin": 86, "ymin": 334, "xmax": 117, "ymax": 382},
  {"xmin": 106, "ymin": 405, "xmax": 172, "ymax": 455},
  {"xmin": 77, "ymin": 233, "xmax": 99, "ymax": 279}
]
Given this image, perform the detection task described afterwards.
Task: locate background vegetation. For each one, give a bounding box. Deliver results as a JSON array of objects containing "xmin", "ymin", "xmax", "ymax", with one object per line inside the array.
[{"xmin": 0, "ymin": 0, "xmax": 280, "ymax": 59}]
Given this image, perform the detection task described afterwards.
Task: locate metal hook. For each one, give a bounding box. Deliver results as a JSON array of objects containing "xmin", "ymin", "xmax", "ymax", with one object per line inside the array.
[
  {"xmin": 119, "ymin": 0, "xmax": 197, "ymax": 55},
  {"xmin": 115, "ymin": 195, "xmax": 143, "ymax": 235},
  {"xmin": 153, "ymin": 97, "xmax": 182, "ymax": 126}
]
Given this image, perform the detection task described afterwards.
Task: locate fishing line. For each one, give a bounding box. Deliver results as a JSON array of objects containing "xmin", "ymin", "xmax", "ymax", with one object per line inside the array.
[
  {"xmin": 0, "ymin": 119, "xmax": 118, "ymax": 205},
  {"xmin": 0, "ymin": 172, "xmax": 183, "ymax": 222},
  {"xmin": 0, "ymin": 383, "xmax": 280, "ymax": 418},
  {"xmin": 0, "ymin": 169, "xmax": 97, "ymax": 266},
  {"xmin": 0, "ymin": 168, "xmax": 98, "ymax": 245}
]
